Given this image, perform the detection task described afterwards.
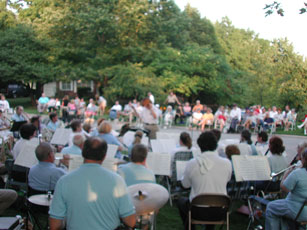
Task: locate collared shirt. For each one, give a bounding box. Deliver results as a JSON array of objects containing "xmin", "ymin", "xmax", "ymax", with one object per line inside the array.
[
  {"xmin": 0, "ymin": 100, "xmax": 10, "ymax": 112},
  {"xmin": 111, "ymin": 104, "xmax": 122, "ymax": 111},
  {"xmin": 47, "ymin": 121, "xmax": 60, "ymax": 132},
  {"xmin": 12, "ymin": 138, "xmax": 29, "ymax": 160},
  {"xmin": 38, "ymin": 97, "xmax": 49, "ymax": 104},
  {"xmin": 61, "ymin": 145, "xmax": 82, "ymax": 155},
  {"xmin": 140, "ymin": 106, "xmax": 159, "ymax": 124},
  {"xmin": 181, "ymin": 151, "xmax": 232, "ymax": 201},
  {"xmin": 268, "ymin": 154, "xmax": 288, "ymax": 173},
  {"xmin": 284, "ymin": 168, "xmax": 307, "ymax": 221},
  {"xmin": 28, "ymin": 161, "xmax": 66, "ymax": 191},
  {"xmin": 11, "ymin": 114, "xmax": 26, "ymax": 122},
  {"xmin": 49, "ymin": 164, "xmax": 135, "ymax": 230},
  {"xmin": 117, "ymin": 162, "xmax": 156, "ymax": 186},
  {"xmin": 230, "ymin": 107, "xmax": 242, "ymax": 121}
]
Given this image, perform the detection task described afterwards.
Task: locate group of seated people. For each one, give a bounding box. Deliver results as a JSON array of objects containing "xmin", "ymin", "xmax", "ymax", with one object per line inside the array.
[{"xmin": 1, "ymin": 93, "xmax": 307, "ymax": 229}]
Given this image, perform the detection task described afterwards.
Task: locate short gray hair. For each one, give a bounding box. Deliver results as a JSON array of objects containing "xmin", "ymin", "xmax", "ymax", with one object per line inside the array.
[
  {"xmin": 73, "ymin": 134, "xmax": 85, "ymax": 146},
  {"xmin": 35, "ymin": 142, "xmax": 53, "ymax": 161}
]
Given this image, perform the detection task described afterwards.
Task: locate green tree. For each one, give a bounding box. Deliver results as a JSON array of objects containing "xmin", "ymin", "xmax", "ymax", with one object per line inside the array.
[{"xmin": 0, "ymin": 24, "xmax": 54, "ymax": 101}]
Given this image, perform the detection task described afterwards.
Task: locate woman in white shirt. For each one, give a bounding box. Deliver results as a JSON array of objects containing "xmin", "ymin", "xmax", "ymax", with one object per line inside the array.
[{"xmin": 171, "ymin": 132, "xmax": 194, "ymax": 161}]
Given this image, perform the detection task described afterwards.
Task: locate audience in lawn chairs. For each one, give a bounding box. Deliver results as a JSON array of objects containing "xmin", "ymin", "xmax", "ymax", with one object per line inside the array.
[{"xmin": 163, "ymin": 105, "xmax": 175, "ymax": 129}]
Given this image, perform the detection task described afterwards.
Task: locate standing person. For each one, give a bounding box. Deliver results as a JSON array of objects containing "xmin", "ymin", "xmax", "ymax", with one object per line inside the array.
[
  {"xmin": 95, "ymin": 94, "xmax": 107, "ymax": 116},
  {"xmin": 0, "ymin": 94, "xmax": 10, "ymax": 113},
  {"xmin": 177, "ymin": 131, "xmax": 232, "ymax": 230},
  {"xmin": 298, "ymin": 115, "xmax": 307, "ymax": 135},
  {"xmin": 37, "ymin": 93, "xmax": 49, "ymax": 113},
  {"xmin": 134, "ymin": 98, "xmax": 159, "ymax": 140},
  {"xmin": 49, "ymin": 137, "xmax": 136, "ymax": 230},
  {"xmin": 164, "ymin": 91, "xmax": 180, "ymax": 109},
  {"xmin": 61, "ymin": 95, "xmax": 69, "ymax": 123}
]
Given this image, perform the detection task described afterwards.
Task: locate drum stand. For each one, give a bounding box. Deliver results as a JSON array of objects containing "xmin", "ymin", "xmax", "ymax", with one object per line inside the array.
[{"xmin": 136, "ymin": 212, "xmax": 156, "ymax": 230}]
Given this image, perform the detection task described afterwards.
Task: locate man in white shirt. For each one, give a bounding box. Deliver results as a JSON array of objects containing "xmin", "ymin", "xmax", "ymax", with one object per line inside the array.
[
  {"xmin": 178, "ymin": 131, "xmax": 232, "ymax": 230},
  {"xmin": 269, "ymin": 106, "xmax": 278, "ymax": 119},
  {"xmin": 228, "ymin": 104, "xmax": 241, "ymax": 133},
  {"xmin": 134, "ymin": 98, "xmax": 159, "ymax": 139}
]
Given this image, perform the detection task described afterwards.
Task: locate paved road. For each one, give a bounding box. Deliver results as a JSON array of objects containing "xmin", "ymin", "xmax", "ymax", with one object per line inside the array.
[{"xmin": 157, "ymin": 126, "xmax": 306, "ymax": 164}]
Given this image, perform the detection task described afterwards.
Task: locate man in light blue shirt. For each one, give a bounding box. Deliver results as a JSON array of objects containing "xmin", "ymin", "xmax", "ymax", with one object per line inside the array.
[
  {"xmin": 61, "ymin": 134, "xmax": 84, "ymax": 155},
  {"xmin": 11, "ymin": 106, "xmax": 27, "ymax": 122},
  {"xmin": 28, "ymin": 142, "xmax": 66, "ymax": 192},
  {"xmin": 47, "ymin": 113, "xmax": 61, "ymax": 132},
  {"xmin": 37, "ymin": 93, "xmax": 49, "ymax": 113},
  {"xmin": 49, "ymin": 137, "xmax": 136, "ymax": 230},
  {"xmin": 118, "ymin": 144, "xmax": 156, "ymax": 186}
]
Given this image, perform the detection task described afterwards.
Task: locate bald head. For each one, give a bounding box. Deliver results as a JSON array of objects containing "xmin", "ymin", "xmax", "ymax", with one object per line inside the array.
[{"xmin": 35, "ymin": 142, "xmax": 54, "ymax": 162}]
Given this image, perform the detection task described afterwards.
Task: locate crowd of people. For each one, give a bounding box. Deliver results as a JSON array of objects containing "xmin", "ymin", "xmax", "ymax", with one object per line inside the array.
[{"xmin": 0, "ymin": 91, "xmax": 306, "ymax": 230}]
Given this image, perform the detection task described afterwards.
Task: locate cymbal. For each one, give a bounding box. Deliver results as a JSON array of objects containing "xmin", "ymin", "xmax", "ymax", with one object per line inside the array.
[
  {"xmin": 128, "ymin": 183, "xmax": 169, "ymax": 215},
  {"xmin": 28, "ymin": 194, "xmax": 53, "ymax": 207}
]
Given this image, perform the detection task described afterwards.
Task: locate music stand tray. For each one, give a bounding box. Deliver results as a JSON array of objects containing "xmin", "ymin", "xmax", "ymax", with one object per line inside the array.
[
  {"xmin": 0, "ymin": 217, "xmax": 19, "ymax": 230},
  {"xmin": 10, "ymin": 121, "xmax": 27, "ymax": 132}
]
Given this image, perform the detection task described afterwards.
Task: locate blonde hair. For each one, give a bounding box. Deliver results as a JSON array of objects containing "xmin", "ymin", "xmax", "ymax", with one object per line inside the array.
[{"xmin": 98, "ymin": 121, "xmax": 112, "ymax": 134}]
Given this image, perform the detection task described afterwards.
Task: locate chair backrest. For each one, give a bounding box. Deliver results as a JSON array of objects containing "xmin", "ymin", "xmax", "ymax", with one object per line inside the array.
[
  {"xmin": 171, "ymin": 151, "xmax": 193, "ymax": 183},
  {"xmin": 294, "ymin": 200, "xmax": 307, "ymax": 222},
  {"xmin": 191, "ymin": 193, "xmax": 231, "ymax": 208},
  {"xmin": 189, "ymin": 193, "xmax": 231, "ymax": 223}
]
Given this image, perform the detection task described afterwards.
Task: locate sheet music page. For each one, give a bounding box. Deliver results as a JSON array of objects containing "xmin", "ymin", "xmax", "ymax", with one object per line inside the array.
[
  {"xmin": 176, "ymin": 161, "xmax": 188, "ymax": 181},
  {"xmin": 102, "ymin": 158, "xmax": 118, "ymax": 172},
  {"xmin": 123, "ymin": 131, "xmax": 135, "ymax": 147},
  {"xmin": 156, "ymin": 132, "xmax": 171, "ymax": 139},
  {"xmin": 50, "ymin": 128, "xmax": 72, "ymax": 146},
  {"xmin": 150, "ymin": 139, "xmax": 176, "ymax": 154},
  {"xmin": 146, "ymin": 152, "xmax": 171, "ymax": 176},
  {"xmin": 150, "ymin": 140, "xmax": 163, "ymax": 153},
  {"xmin": 232, "ymin": 155, "xmax": 271, "ymax": 182},
  {"xmin": 141, "ymin": 136, "xmax": 149, "ymax": 146},
  {"xmin": 106, "ymin": 144, "xmax": 118, "ymax": 159},
  {"xmin": 68, "ymin": 156, "xmax": 83, "ymax": 172},
  {"xmin": 14, "ymin": 140, "xmax": 39, "ymax": 168}
]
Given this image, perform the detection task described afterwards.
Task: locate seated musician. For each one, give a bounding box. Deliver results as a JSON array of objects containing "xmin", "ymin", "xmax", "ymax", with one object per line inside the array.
[
  {"xmin": 97, "ymin": 121, "xmax": 124, "ymax": 158},
  {"xmin": 170, "ymin": 132, "xmax": 194, "ymax": 161},
  {"xmin": 61, "ymin": 134, "xmax": 85, "ymax": 156},
  {"xmin": 178, "ymin": 131, "xmax": 232, "ymax": 230},
  {"xmin": 49, "ymin": 137, "xmax": 136, "ymax": 230},
  {"xmin": 12, "ymin": 124, "xmax": 36, "ymax": 160},
  {"xmin": 0, "ymin": 189, "xmax": 17, "ymax": 215},
  {"xmin": 28, "ymin": 142, "xmax": 66, "ymax": 193},
  {"xmin": 237, "ymin": 129, "xmax": 258, "ymax": 156},
  {"xmin": 255, "ymin": 136, "xmax": 288, "ymax": 192},
  {"xmin": 255, "ymin": 131, "xmax": 269, "ymax": 156},
  {"xmin": 12, "ymin": 106, "xmax": 28, "ymax": 122},
  {"xmin": 68, "ymin": 119, "xmax": 85, "ymax": 146},
  {"xmin": 117, "ymin": 144, "xmax": 155, "ymax": 186},
  {"xmin": 265, "ymin": 147, "xmax": 307, "ymax": 230},
  {"xmin": 47, "ymin": 113, "xmax": 62, "ymax": 132}
]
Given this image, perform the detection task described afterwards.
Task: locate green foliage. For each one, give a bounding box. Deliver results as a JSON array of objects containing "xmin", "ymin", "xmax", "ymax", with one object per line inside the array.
[
  {"xmin": 215, "ymin": 17, "xmax": 307, "ymax": 108},
  {"xmin": 0, "ymin": 24, "xmax": 55, "ymax": 86}
]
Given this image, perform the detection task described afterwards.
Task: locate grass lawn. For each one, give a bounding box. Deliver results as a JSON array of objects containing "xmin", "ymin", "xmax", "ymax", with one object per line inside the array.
[{"xmin": 3, "ymin": 198, "xmax": 254, "ymax": 230}]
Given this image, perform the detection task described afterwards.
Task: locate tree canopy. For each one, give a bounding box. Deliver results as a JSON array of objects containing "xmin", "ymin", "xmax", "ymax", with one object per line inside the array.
[{"xmin": 0, "ymin": 0, "xmax": 306, "ymax": 108}]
